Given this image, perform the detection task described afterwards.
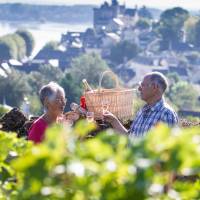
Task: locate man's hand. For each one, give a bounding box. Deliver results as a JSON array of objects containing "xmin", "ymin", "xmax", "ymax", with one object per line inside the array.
[
  {"xmin": 103, "ymin": 111, "xmax": 118, "ymax": 125},
  {"xmin": 103, "ymin": 111, "xmax": 129, "ymax": 135}
]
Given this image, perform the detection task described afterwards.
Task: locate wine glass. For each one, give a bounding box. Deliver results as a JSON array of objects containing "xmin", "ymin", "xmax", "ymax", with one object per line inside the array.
[
  {"xmin": 65, "ymin": 119, "xmax": 73, "ymax": 127},
  {"xmin": 57, "ymin": 114, "xmax": 74, "ymax": 127},
  {"xmin": 86, "ymin": 112, "xmax": 94, "ymax": 122},
  {"xmin": 56, "ymin": 114, "xmax": 65, "ymax": 124},
  {"xmin": 101, "ymin": 100, "xmax": 110, "ymax": 123}
]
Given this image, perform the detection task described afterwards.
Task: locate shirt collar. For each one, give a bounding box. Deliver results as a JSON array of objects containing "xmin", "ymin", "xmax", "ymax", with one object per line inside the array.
[{"xmin": 143, "ymin": 98, "xmax": 164, "ymax": 112}]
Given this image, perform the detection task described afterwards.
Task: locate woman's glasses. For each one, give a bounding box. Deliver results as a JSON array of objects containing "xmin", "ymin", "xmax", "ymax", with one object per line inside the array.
[{"xmin": 55, "ymin": 98, "xmax": 67, "ymax": 104}]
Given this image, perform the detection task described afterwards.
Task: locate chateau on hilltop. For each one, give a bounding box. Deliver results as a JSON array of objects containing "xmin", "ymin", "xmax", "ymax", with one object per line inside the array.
[
  {"xmin": 93, "ymin": 0, "xmax": 138, "ymax": 33},
  {"xmin": 60, "ymin": 0, "xmax": 142, "ymax": 57}
]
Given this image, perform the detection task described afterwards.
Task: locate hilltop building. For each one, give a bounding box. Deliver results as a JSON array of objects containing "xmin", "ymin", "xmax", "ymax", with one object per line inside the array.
[{"xmin": 93, "ymin": 0, "xmax": 138, "ymax": 34}]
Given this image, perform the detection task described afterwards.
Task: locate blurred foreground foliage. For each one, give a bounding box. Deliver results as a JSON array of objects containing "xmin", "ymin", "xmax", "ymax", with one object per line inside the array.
[{"xmin": 0, "ymin": 121, "xmax": 200, "ymax": 199}]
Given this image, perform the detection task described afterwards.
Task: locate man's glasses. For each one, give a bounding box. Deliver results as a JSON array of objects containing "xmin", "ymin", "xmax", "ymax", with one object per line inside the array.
[{"xmin": 138, "ymin": 81, "xmax": 152, "ymax": 88}]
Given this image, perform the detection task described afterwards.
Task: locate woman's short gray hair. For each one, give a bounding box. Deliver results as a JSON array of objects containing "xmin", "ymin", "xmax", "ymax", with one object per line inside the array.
[
  {"xmin": 39, "ymin": 82, "xmax": 65, "ymax": 105},
  {"xmin": 148, "ymin": 72, "xmax": 168, "ymax": 92}
]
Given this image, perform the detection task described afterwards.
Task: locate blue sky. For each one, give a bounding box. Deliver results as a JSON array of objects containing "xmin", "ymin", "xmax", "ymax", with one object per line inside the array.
[{"xmin": 1, "ymin": 0, "xmax": 200, "ymax": 10}]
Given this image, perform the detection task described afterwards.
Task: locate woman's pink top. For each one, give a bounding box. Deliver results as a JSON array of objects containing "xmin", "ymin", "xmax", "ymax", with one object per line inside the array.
[{"xmin": 28, "ymin": 117, "xmax": 48, "ymax": 143}]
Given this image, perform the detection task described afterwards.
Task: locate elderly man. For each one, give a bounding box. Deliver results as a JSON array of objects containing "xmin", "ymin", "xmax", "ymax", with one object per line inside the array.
[{"xmin": 103, "ymin": 72, "xmax": 178, "ymax": 137}]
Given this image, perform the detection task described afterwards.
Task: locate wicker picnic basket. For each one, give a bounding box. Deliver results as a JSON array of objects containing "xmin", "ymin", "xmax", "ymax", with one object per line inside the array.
[{"xmin": 84, "ymin": 71, "xmax": 135, "ymax": 121}]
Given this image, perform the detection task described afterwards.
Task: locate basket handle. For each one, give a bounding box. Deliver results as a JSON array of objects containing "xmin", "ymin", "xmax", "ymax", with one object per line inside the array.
[{"xmin": 98, "ymin": 70, "xmax": 120, "ymax": 90}]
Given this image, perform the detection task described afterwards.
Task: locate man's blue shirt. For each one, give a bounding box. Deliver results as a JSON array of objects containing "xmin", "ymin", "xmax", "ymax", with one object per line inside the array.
[{"xmin": 129, "ymin": 98, "xmax": 178, "ymax": 137}]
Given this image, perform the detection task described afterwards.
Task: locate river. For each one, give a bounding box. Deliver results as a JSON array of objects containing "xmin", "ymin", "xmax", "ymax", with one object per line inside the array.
[{"xmin": 0, "ymin": 21, "xmax": 92, "ymax": 58}]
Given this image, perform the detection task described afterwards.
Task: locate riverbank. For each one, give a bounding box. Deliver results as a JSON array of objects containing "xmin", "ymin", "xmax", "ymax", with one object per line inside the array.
[{"xmin": 0, "ymin": 20, "xmax": 92, "ymax": 58}]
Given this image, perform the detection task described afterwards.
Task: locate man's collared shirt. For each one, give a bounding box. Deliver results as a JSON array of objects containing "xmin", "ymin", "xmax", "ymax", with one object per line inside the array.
[{"xmin": 129, "ymin": 98, "xmax": 178, "ymax": 137}]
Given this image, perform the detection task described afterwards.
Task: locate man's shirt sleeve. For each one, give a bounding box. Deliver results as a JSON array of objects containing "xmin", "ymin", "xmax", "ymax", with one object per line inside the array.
[{"xmin": 161, "ymin": 109, "xmax": 178, "ymax": 126}]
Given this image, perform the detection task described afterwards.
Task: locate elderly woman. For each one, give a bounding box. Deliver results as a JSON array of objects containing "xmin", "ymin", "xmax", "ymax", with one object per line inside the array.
[{"xmin": 28, "ymin": 82, "xmax": 66, "ymax": 143}]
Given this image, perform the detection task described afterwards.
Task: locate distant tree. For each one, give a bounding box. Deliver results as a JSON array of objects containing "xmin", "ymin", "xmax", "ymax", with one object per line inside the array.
[
  {"xmin": 185, "ymin": 51, "xmax": 200, "ymax": 65},
  {"xmin": 179, "ymin": 58, "xmax": 189, "ymax": 68},
  {"xmin": 167, "ymin": 80, "xmax": 198, "ymax": 110},
  {"xmin": 110, "ymin": 41, "xmax": 139, "ymax": 65},
  {"xmin": 184, "ymin": 16, "xmax": 199, "ymax": 45},
  {"xmin": 0, "ymin": 37, "xmax": 17, "ymax": 61},
  {"xmin": 27, "ymin": 64, "xmax": 64, "ymax": 94},
  {"xmin": 0, "ymin": 33, "xmax": 27, "ymax": 61},
  {"xmin": 167, "ymin": 72, "xmax": 180, "ymax": 85},
  {"xmin": 136, "ymin": 18, "xmax": 151, "ymax": 30},
  {"xmin": 194, "ymin": 19, "xmax": 200, "ymax": 47},
  {"xmin": 27, "ymin": 94, "xmax": 42, "ymax": 116},
  {"xmin": 59, "ymin": 73, "xmax": 82, "ymax": 109},
  {"xmin": 16, "ymin": 30, "xmax": 35, "ymax": 57},
  {"xmin": 27, "ymin": 71, "xmax": 47, "ymax": 95},
  {"xmin": 158, "ymin": 7, "xmax": 189, "ymax": 50},
  {"xmin": 70, "ymin": 53, "xmax": 112, "ymax": 88},
  {"xmin": 12, "ymin": 34, "xmax": 26, "ymax": 60},
  {"xmin": 38, "ymin": 64, "xmax": 64, "ymax": 82},
  {"xmin": 0, "ymin": 69, "xmax": 30, "ymax": 107}
]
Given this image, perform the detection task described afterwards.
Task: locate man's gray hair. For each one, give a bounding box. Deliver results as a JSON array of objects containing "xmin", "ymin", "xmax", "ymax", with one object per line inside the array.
[
  {"xmin": 147, "ymin": 71, "xmax": 168, "ymax": 92},
  {"xmin": 39, "ymin": 82, "xmax": 65, "ymax": 105}
]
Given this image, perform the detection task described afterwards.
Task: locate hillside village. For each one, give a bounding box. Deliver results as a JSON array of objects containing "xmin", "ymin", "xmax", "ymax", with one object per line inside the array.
[
  {"xmin": 0, "ymin": 0, "xmax": 200, "ymax": 117},
  {"xmin": 1, "ymin": 0, "xmax": 200, "ymax": 86}
]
